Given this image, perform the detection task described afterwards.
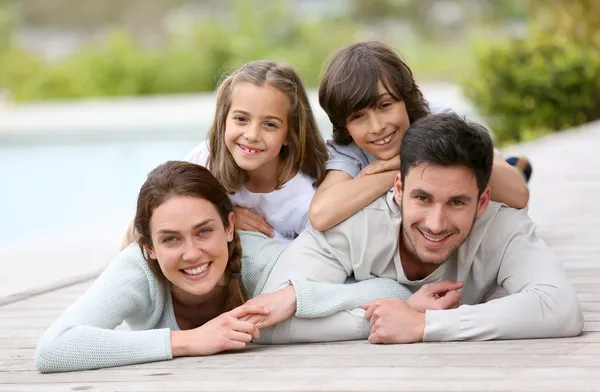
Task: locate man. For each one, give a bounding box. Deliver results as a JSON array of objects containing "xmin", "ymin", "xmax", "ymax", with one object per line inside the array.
[{"xmin": 251, "ymin": 112, "xmax": 583, "ymax": 344}]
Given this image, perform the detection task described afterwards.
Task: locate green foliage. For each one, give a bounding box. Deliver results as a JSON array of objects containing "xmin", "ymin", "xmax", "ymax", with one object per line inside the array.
[
  {"xmin": 461, "ymin": 34, "xmax": 600, "ymax": 144},
  {"xmin": 0, "ymin": 1, "xmax": 358, "ymax": 101}
]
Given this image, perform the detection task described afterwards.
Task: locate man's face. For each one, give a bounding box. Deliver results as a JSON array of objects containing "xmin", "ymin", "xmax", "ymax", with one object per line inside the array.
[{"xmin": 394, "ymin": 164, "xmax": 490, "ymax": 265}]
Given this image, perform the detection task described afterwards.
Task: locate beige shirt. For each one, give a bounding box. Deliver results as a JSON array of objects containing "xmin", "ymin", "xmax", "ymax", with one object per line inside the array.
[{"xmin": 301, "ymin": 192, "xmax": 584, "ymax": 341}]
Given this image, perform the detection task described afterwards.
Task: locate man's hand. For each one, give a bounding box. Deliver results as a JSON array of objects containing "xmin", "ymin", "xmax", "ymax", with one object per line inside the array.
[
  {"xmin": 363, "ymin": 298, "xmax": 425, "ymax": 344},
  {"xmin": 406, "ymin": 280, "xmax": 464, "ymax": 312},
  {"xmin": 240, "ymin": 285, "xmax": 297, "ymax": 329},
  {"xmin": 233, "ymin": 206, "xmax": 274, "ymax": 237},
  {"xmin": 358, "ymin": 155, "xmax": 400, "ymax": 177}
]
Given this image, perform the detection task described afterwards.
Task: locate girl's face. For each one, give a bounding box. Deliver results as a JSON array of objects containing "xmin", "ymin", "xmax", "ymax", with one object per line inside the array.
[
  {"xmin": 146, "ymin": 195, "xmax": 234, "ymax": 303},
  {"xmin": 224, "ymin": 82, "xmax": 290, "ymax": 177},
  {"xmin": 345, "ymin": 81, "xmax": 410, "ymax": 161}
]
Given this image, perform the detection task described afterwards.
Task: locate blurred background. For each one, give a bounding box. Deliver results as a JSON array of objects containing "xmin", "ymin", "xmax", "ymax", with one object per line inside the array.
[{"xmin": 1, "ymin": 0, "xmax": 599, "ymax": 299}]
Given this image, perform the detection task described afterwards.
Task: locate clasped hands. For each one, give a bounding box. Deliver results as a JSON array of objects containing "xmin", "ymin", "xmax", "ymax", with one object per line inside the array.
[{"xmin": 185, "ymin": 279, "xmax": 463, "ymax": 356}]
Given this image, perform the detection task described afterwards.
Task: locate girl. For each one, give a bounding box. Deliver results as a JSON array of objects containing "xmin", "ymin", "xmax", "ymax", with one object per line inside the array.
[
  {"xmin": 184, "ymin": 60, "xmax": 328, "ymax": 243},
  {"xmin": 309, "ymin": 41, "xmax": 531, "ymax": 231},
  {"xmin": 36, "ymin": 161, "xmax": 419, "ymax": 373}
]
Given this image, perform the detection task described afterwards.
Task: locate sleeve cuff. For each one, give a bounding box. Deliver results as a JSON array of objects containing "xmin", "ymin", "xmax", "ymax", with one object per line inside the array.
[
  {"xmin": 325, "ymin": 161, "xmax": 360, "ymax": 178},
  {"xmin": 423, "ymin": 308, "xmax": 462, "ymax": 342}
]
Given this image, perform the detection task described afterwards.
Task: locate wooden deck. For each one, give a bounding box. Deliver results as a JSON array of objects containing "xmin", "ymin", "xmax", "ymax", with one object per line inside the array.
[{"xmin": 2, "ymin": 122, "xmax": 600, "ymax": 391}]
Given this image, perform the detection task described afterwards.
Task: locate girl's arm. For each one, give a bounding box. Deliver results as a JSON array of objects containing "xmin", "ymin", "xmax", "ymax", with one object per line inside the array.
[
  {"xmin": 35, "ymin": 248, "xmax": 172, "ymax": 373},
  {"xmin": 489, "ymin": 153, "xmax": 530, "ymax": 209},
  {"xmin": 308, "ymin": 169, "xmax": 396, "ymax": 231}
]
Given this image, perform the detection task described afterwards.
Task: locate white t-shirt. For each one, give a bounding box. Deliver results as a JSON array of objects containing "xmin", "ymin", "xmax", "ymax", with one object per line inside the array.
[{"xmin": 184, "ymin": 141, "xmax": 315, "ymax": 244}]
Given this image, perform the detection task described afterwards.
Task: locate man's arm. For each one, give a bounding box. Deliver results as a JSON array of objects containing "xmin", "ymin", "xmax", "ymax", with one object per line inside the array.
[{"xmin": 424, "ymin": 209, "xmax": 583, "ymax": 341}]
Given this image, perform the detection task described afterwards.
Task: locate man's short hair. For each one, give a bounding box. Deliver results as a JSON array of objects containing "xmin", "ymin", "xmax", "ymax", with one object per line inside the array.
[{"xmin": 400, "ymin": 113, "xmax": 494, "ymax": 194}]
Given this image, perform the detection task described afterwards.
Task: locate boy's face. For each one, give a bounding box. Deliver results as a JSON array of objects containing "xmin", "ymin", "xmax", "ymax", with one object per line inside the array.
[{"xmin": 345, "ymin": 81, "xmax": 410, "ymax": 161}]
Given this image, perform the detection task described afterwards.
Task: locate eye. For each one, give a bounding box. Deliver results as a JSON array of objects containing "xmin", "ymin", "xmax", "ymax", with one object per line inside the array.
[
  {"xmin": 450, "ymin": 199, "xmax": 465, "ymax": 207},
  {"xmin": 264, "ymin": 121, "xmax": 278, "ymax": 129},
  {"xmin": 416, "ymin": 195, "xmax": 430, "ymax": 203},
  {"xmin": 379, "ymin": 101, "xmax": 392, "ymax": 109},
  {"xmin": 349, "ymin": 112, "xmax": 363, "ymax": 122},
  {"xmin": 233, "ymin": 115, "xmax": 247, "ymax": 123},
  {"xmin": 161, "ymin": 236, "xmax": 179, "ymax": 244},
  {"xmin": 198, "ymin": 227, "xmax": 214, "ymax": 237}
]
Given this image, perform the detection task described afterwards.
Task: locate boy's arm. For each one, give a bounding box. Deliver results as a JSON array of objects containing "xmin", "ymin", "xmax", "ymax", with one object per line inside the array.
[
  {"xmin": 309, "ymin": 169, "xmax": 396, "ymax": 231},
  {"xmin": 489, "ymin": 153, "xmax": 530, "ymax": 208}
]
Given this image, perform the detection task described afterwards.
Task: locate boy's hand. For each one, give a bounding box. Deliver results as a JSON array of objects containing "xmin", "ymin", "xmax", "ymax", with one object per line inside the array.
[{"xmin": 359, "ymin": 155, "xmax": 400, "ymax": 176}]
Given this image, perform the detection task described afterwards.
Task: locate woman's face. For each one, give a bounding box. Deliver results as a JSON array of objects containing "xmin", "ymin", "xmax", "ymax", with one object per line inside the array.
[{"xmin": 146, "ymin": 195, "xmax": 234, "ymax": 301}]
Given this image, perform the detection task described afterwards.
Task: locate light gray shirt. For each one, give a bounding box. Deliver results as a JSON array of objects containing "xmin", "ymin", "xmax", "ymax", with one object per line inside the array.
[{"xmin": 286, "ymin": 192, "xmax": 584, "ymax": 341}]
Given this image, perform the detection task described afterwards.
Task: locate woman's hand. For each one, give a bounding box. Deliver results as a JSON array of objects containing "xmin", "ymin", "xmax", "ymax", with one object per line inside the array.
[
  {"xmin": 233, "ymin": 206, "xmax": 274, "ymax": 237},
  {"xmin": 170, "ymin": 304, "xmax": 269, "ymax": 357}
]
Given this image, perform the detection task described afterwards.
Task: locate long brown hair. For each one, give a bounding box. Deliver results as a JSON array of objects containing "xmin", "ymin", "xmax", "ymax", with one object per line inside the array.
[
  {"xmin": 206, "ymin": 60, "xmax": 328, "ymax": 190},
  {"xmin": 134, "ymin": 160, "xmax": 246, "ymax": 313},
  {"xmin": 319, "ymin": 41, "xmax": 431, "ymax": 145}
]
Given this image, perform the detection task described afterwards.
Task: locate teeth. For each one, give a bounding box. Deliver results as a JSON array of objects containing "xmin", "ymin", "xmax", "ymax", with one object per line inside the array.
[
  {"xmin": 240, "ymin": 145, "xmax": 262, "ymax": 154},
  {"xmin": 182, "ymin": 263, "xmax": 210, "ymax": 275},
  {"xmin": 373, "ymin": 134, "xmax": 393, "ymax": 145},
  {"xmin": 423, "ymin": 233, "xmax": 447, "ymax": 242}
]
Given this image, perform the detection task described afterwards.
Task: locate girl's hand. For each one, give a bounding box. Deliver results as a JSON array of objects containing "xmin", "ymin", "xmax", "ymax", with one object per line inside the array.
[
  {"xmin": 233, "ymin": 206, "xmax": 274, "ymax": 237},
  {"xmin": 359, "ymin": 154, "xmax": 400, "ymax": 176},
  {"xmin": 171, "ymin": 304, "xmax": 269, "ymax": 357}
]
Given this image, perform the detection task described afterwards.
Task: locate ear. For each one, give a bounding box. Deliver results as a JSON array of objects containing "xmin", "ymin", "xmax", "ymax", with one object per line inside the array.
[
  {"xmin": 393, "ymin": 173, "xmax": 403, "ymax": 202},
  {"xmin": 226, "ymin": 211, "xmax": 235, "ymax": 242},
  {"xmin": 476, "ymin": 185, "xmax": 491, "ymax": 218},
  {"xmin": 144, "ymin": 243, "xmax": 156, "ymax": 260}
]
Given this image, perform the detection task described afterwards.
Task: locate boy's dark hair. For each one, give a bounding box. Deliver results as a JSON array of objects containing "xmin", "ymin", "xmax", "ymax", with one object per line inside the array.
[
  {"xmin": 400, "ymin": 113, "xmax": 494, "ymax": 194},
  {"xmin": 319, "ymin": 41, "xmax": 430, "ymax": 145}
]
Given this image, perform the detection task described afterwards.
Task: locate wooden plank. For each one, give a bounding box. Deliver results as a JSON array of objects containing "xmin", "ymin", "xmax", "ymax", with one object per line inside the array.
[
  {"xmin": 6, "ymin": 353, "xmax": 600, "ymax": 374},
  {"xmin": 3, "ymin": 377, "xmax": 600, "ymax": 392},
  {"xmin": 5, "ymin": 366, "xmax": 600, "ymax": 384}
]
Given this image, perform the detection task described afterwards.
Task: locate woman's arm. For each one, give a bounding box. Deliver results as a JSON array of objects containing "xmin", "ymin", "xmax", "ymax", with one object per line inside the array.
[
  {"xmin": 489, "ymin": 153, "xmax": 530, "ymax": 208},
  {"xmin": 35, "ymin": 248, "xmax": 172, "ymax": 373},
  {"xmin": 308, "ymin": 169, "xmax": 396, "ymax": 231}
]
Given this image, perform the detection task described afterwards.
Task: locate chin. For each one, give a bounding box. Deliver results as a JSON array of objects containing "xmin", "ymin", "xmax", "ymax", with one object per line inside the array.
[{"xmin": 417, "ymin": 250, "xmax": 451, "ymax": 265}]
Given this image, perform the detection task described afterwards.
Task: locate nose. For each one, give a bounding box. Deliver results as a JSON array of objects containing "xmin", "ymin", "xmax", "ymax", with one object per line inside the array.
[
  {"xmin": 368, "ymin": 112, "xmax": 385, "ymax": 135},
  {"xmin": 424, "ymin": 204, "xmax": 448, "ymax": 234},
  {"xmin": 182, "ymin": 239, "xmax": 203, "ymax": 262},
  {"xmin": 243, "ymin": 123, "xmax": 261, "ymax": 142}
]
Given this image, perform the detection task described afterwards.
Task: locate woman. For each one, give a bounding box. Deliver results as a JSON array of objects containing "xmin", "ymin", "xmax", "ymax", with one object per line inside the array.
[{"xmin": 36, "ymin": 161, "xmax": 414, "ymax": 373}]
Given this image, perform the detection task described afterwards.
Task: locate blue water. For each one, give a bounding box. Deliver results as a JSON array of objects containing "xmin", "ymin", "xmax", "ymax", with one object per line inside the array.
[{"xmin": 0, "ymin": 139, "xmax": 199, "ymax": 246}]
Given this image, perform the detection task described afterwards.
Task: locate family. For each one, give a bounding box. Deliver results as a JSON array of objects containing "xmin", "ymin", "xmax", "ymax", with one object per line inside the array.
[{"xmin": 35, "ymin": 41, "xmax": 583, "ymax": 373}]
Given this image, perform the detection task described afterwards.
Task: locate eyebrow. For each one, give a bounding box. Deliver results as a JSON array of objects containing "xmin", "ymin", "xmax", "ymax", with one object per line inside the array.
[
  {"xmin": 231, "ymin": 110, "xmax": 284, "ymax": 123},
  {"xmin": 156, "ymin": 219, "xmax": 215, "ymax": 235},
  {"xmin": 410, "ymin": 188, "xmax": 472, "ymax": 203}
]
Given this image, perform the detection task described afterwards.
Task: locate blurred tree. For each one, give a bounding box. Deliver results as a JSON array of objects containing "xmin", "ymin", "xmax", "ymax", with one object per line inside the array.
[
  {"xmin": 0, "ymin": 1, "xmax": 17, "ymax": 51},
  {"xmin": 7, "ymin": 0, "xmax": 211, "ymax": 38},
  {"xmin": 524, "ymin": 0, "xmax": 600, "ymax": 46}
]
